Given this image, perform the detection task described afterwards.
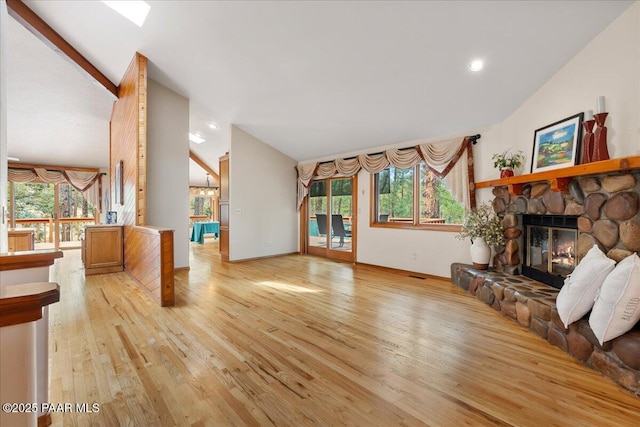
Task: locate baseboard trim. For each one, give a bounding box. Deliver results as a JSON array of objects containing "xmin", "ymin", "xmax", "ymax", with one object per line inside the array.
[
  {"xmin": 354, "ymin": 261, "xmax": 450, "ymax": 282},
  {"xmin": 228, "ymin": 252, "xmax": 300, "ymax": 263}
]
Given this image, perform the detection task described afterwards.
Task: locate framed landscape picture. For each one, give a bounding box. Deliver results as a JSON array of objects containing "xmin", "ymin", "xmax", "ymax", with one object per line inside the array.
[{"xmin": 531, "ymin": 113, "xmax": 583, "ymax": 173}]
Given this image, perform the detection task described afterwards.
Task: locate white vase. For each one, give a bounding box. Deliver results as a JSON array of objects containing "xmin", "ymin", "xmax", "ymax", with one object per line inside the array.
[{"xmin": 470, "ymin": 237, "xmax": 491, "ymax": 270}]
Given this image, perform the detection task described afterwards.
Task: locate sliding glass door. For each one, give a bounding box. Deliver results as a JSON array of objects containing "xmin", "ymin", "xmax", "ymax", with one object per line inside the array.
[
  {"xmin": 307, "ymin": 176, "xmax": 356, "ymax": 262},
  {"xmin": 9, "ymin": 181, "xmax": 95, "ymax": 250}
]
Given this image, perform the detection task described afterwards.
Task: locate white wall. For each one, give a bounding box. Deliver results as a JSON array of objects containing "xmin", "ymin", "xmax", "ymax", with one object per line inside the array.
[
  {"xmin": 300, "ymin": 2, "xmax": 640, "ymax": 278},
  {"xmin": 0, "ymin": 0, "xmax": 7, "ymax": 252},
  {"xmin": 476, "ymin": 1, "xmax": 640, "ymax": 203},
  {"xmin": 356, "ymin": 168, "xmax": 471, "ymax": 278},
  {"xmin": 229, "ymin": 125, "xmax": 298, "ymax": 261},
  {"xmin": 146, "ymin": 79, "xmax": 190, "ymax": 269}
]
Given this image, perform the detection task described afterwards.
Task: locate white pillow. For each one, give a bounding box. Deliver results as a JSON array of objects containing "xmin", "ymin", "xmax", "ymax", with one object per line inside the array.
[
  {"xmin": 556, "ymin": 245, "xmax": 615, "ymax": 328},
  {"xmin": 589, "ymin": 253, "xmax": 640, "ymax": 345}
]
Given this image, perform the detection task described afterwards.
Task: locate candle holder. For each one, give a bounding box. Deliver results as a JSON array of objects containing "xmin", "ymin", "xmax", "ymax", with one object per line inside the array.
[
  {"xmin": 592, "ymin": 112, "xmax": 609, "ymax": 162},
  {"xmin": 581, "ymin": 119, "xmax": 595, "ymax": 164}
]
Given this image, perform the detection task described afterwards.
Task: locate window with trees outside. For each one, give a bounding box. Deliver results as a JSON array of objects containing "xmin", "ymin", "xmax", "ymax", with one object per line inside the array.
[
  {"xmin": 189, "ymin": 195, "xmax": 213, "ymax": 222},
  {"xmin": 372, "ymin": 164, "xmax": 464, "ymax": 229},
  {"xmin": 190, "ymin": 196, "xmax": 212, "ymax": 217},
  {"xmin": 8, "ymin": 182, "xmax": 96, "ymax": 247}
]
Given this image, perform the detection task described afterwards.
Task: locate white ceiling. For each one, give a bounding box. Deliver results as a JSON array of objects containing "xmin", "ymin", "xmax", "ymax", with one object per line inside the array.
[
  {"xmin": 7, "ymin": 0, "xmax": 633, "ymax": 186},
  {"xmin": 7, "ymin": 17, "xmax": 114, "ymax": 169}
]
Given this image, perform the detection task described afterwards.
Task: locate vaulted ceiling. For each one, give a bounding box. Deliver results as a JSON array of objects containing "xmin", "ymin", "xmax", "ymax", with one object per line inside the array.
[{"xmin": 7, "ymin": 1, "xmax": 633, "ymax": 186}]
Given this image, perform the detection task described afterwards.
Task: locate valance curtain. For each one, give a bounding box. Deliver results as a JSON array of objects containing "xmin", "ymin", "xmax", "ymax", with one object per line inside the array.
[
  {"xmin": 295, "ymin": 135, "xmax": 477, "ymax": 211},
  {"xmin": 8, "ymin": 167, "xmax": 103, "ymax": 210}
]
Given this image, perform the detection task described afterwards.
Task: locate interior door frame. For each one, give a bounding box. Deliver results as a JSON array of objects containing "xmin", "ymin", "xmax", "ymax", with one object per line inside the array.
[{"xmin": 304, "ymin": 175, "xmax": 357, "ymax": 263}]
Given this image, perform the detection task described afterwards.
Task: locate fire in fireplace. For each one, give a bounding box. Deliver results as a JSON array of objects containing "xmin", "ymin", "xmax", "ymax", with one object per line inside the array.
[{"xmin": 522, "ymin": 215, "xmax": 578, "ymax": 289}]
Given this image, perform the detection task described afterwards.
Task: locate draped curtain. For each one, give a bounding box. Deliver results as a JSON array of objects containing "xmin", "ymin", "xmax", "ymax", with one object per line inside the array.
[
  {"xmin": 8, "ymin": 167, "xmax": 103, "ymax": 210},
  {"xmin": 295, "ymin": 135, "xmax": 477, "ymax": 211}
]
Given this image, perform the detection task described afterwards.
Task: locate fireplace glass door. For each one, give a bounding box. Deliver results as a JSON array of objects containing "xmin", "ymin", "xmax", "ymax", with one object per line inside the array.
[{"xmin": 526, "ymin": 225, "xmax": 577, "ymax": 278}]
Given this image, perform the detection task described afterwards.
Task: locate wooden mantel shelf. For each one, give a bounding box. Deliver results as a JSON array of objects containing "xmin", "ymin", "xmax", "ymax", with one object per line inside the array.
[{"xmin": 475, "ymin": 155, "xmax": 640, "ymax": 195}]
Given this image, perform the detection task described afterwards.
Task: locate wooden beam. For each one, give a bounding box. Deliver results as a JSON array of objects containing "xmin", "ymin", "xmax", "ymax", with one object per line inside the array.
[
  {"xmin": 7, "ymin": 0, "xmax": 118, "ymax": 98},
  {"xmin": 189, "ymin": 150, "xmax": 220, "ymax": 183}
]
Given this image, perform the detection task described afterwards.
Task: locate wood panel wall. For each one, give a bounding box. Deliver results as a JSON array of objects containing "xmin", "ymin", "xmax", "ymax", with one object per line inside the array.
[
  {"xmin": 137, "ymin": 57, "xmax": 147, "ymax": 226},
  {"xmin": 126, "ymin": 226, "xmax": 174, "ymax": 306},
  {"xmin": 110, "ymin": 53, "xmax": 175, "ymax": 306},
  {"xmin": 110, "ymin": 53, "xmax": 146, "ymax": 227}
]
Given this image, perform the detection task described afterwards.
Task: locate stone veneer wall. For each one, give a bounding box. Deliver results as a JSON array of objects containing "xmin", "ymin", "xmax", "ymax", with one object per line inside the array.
[
  {"xmin": 451, "ymin": 264, "xmax": 640, "ymax": 396},
  {"xmin": 491, "ymin": 172, "xmax": 640, "ymax": 273}
]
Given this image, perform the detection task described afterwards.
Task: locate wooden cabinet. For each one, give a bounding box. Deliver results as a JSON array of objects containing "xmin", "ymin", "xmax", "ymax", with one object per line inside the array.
[
  {"xmin": 219, "ymin": 154, "xmax": 229, "ymax": 261},
  {"xmin": 8, "ymin": 228, "xmax": 35, "ymax": 252},
  {"xmin": 82, "ymin": 225, "xmax": 123, "ymax": 275}
]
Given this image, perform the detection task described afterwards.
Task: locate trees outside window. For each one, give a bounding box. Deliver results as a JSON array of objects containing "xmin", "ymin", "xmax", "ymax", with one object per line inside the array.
[
  {"xmin": 190, "ymin": 196, "xmax": 212, "ymax": 218},
  {"xmin": 376, "ymin": 167, "xmax": 414, "ymax": 221},
  {"xmin": 9, "ymin": 182, "xmax": 95, "ymax": 245},
  {"xmin": 373, "ymin": 164, "xmax": 464, "ymax": 228}
]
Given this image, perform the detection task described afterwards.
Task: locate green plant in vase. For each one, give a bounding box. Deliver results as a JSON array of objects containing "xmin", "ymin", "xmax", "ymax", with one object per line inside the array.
[
  {"xmin": 492, "ymin": 150, "xmax": 525, "ymax": 178},
  {"xmin": 457, "ymin": 203, "xmax": 505, "ymax": 269}
]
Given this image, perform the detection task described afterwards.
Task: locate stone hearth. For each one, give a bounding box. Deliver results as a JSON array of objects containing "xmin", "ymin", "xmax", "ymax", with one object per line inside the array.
[{"xmin": 451, "ymin": 264, "xmax": 640, "ymax": 396}]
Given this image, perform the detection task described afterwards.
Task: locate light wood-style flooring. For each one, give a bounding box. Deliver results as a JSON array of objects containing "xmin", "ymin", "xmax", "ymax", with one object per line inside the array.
[{"xmin": 48, "ymin": 242, "xmax": 640, "ymax": 426}]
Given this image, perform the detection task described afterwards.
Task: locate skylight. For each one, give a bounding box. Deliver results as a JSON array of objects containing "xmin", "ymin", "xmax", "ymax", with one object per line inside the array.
[
  {"xmin": 189, "ymin": 132, "xmax": 205, "ymax": 144},
  {"xmin": 102, "ymin": 1, "xmax": 150, "ymax": 27}
]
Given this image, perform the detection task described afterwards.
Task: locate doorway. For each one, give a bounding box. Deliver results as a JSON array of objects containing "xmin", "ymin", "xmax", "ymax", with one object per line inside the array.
[{"xmin": 306, "ymin": 176, "xmax": 357, "ymax": 262}]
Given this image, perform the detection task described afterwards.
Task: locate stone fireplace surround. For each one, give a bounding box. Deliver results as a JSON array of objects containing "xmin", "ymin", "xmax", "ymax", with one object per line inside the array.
[
  {"xmin": 492, "ymin": 172, "xmax": 640, "ymax": 274},
  {"xmin": 451, "ymin": 170, "xmax": 640, "ymax": 396}
]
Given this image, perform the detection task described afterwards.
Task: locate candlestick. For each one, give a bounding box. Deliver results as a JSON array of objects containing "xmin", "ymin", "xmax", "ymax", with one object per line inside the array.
[
  {"xmin": 592, "ymin": 112, "xmax": 609, "ymax": 161},
  {"xmin": 581, "ymin": 119, "xmax": 595, "ymax": 164},
  {"xmin": 584, "ymin": 110, "xmax": 593, "ymax": 121},
  {"xmin": 596, "ymin": 96, "xmax": 606, "ymax": 114}
]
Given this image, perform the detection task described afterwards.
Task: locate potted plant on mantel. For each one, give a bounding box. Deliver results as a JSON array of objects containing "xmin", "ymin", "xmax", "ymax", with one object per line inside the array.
[
  {"xmin": 457, "ymin": 203, "xmax": 505, "ymax": 270},
  {"xmin": 492, "ymin": 150, "xmax": 525, "ymax": 178}
]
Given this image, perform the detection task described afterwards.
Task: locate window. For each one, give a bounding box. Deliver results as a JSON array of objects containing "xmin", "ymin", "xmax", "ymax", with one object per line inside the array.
[
  {"xmin": 189, "ymin": 195, "xmax": 213, "ymax": 222},
  {"xmin": 8, "ymin": 181, "xmax": 96, "ymax": 248},
  {"xmin": 375, "ymin": 167, "xmax": 414, "ymax": 223},
  {"xmin": 372, "ymin": 164, "xmax": 464, "ymax": 229}
]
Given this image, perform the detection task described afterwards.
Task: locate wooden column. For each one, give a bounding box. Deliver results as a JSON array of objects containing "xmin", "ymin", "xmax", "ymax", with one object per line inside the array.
[{"xmin": 218, "ymin": 154, "xmax": 229, "ymax": 261}]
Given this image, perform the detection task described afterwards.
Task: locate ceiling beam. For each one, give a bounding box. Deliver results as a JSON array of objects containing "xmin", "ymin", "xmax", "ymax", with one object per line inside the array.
[
  {"xmin": 7, "ymin": 0, "xmax": 118, "ymax": 98},
  {"xmin": 189, "ymin": 150, "xmax": 220, "ymax": 183}
]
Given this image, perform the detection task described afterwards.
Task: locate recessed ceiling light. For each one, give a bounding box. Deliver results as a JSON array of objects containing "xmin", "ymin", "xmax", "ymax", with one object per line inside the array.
[
  {"xmin": 208, "ymin": 122, "xmax": 218, "ymax": 130},
  {"xmin": 189, "ymin": 132, "xmax": 205, "ymax": 144},
  {"xmin": 101, "ymin": 1, "xmax": 151, "ymax": 27},
  {"xmin": 469, "ymin": 59, "xmax": 484, "ymax": 72}
]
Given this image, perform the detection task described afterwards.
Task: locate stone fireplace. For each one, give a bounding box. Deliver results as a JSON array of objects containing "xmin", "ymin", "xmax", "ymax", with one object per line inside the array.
[
  {"xmin": 451, "ymin": 167, "xmax": 640, "ymax": 397},
  {"xmin": 491, "ymin": 172, "xmax": 640, "ymax": 279}
]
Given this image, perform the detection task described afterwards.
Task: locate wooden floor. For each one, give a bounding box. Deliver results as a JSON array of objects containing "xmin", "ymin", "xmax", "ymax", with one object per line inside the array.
[{"xmin": 48, "ymin": 241, "xmax": 640, "ymax": 426}]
